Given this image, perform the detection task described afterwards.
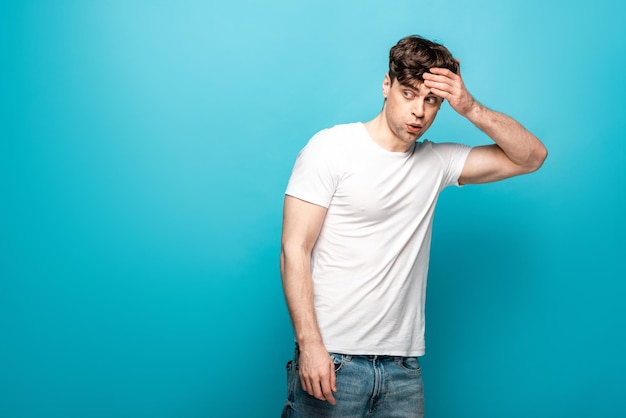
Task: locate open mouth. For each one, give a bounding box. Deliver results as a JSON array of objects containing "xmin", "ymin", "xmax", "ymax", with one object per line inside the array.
[{"xmin": 407, "ymin": 123, "xmax": 422, "ymax": 133}]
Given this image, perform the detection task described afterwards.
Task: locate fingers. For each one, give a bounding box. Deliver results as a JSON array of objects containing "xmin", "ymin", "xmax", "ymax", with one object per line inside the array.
[
  {"xmin": 423, "ymin": 75, "xmax": 453, "ymax": 96},
  {"xmin": 423, "ymin": 70, "xmax": 457, "ymax": 87},
  {"xmin": 300, "ymin": 373, "xmax": 337, "ymax": 405},
  {"xmin": 423, "ymin": 67, "xmax": 465, "ymax": 101},
  {"xmin": 298, "ymin": 356, "xmax": 337, "ymax": 405},
  {"xmin": 427, "ymin": 66, "xmax": 456, "ymax": 76},
  {"xmin": 330, "ymin": 360, "xmax": 337, "ymax": 393},
  {"xmin": 424, "ymin": 65, "xmax": 475, "ymax": 116},
  {"xmin": 423, "ymin": 77, "xmax": 454, "ymax": 101},
  {"xmin": 428, "ymin": 60, "xmax": 462, "ymax": 77},
  {"xmin": 320, "ymin": 367, "xmax": 337, "ymax": 405},
  {"xmin": 424, "ymin": 64, "xmax": 462, "ymax": 89},
  {"xmin": 299, "ymin": 374, "xmax": 308, "ymax": 394},
  {"xmin": 423, "ymin": 79, "xmax": 451, "ymax": 95}
]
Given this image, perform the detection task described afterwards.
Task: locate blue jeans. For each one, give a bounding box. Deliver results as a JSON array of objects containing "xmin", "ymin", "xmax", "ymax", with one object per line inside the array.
[{"xmin": 281, "ymin": 346, "xmax": 424, "ymax": 417}]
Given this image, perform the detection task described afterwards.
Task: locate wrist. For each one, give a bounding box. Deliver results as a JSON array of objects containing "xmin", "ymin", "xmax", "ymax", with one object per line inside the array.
[
  {"xmin": 296, "ymin": 334, "xmax": 324, "ymax": 349},
  {"xmin": 463, "ymin": 99, "xmax": 482, "ymax": 120}
]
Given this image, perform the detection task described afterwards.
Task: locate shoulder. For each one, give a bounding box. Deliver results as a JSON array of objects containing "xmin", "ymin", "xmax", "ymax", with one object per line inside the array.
[
  {"xmin": 311, "ymin": 122, "xmax": 363, "ymax": 142},
  {"xmin": 416, "ymin": 139, "xmax": 472, "ymax": 161},
  {"xmin": 302, "ymin": 122, "xmax": 363, "ymax": 153}
]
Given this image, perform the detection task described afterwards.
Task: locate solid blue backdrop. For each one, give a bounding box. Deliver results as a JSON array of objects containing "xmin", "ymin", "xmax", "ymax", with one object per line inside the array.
[{"xmin": 1, "ymin": 1, "xmax": 624, "ymax": 417}]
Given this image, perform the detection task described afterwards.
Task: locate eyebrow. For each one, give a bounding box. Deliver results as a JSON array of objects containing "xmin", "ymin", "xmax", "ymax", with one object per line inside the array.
[
  {"xmin": 401, "ymin": 83, "xmax": 438, "ymax": 97},
  {"xmin": 401, "ymin": 83, "xmax": 420, "ymax": 93}
]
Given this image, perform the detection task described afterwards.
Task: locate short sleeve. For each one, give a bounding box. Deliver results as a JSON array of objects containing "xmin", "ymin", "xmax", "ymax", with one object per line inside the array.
[
  {"xmin": 429, "ymin": 142, "xmax": 472, "ymax": 188},
  {"xmin": 285, "ymin": 131, "xmax": 339, "ymax": 208}
]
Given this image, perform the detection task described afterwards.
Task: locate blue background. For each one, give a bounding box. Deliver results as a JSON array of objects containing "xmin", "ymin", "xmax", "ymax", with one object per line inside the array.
[{"xmin": 1, "ymin": 1, "xmax": 624, "ymax": 417}]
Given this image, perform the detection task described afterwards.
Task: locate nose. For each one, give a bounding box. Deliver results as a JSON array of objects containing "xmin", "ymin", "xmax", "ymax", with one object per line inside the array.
[{"xmin": 412, "ymin": 99, "xmax": 425, "ymax": 118}]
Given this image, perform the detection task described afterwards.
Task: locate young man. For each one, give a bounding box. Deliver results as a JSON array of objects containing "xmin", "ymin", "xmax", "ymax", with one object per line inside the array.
[{"xmin": 280, "ymin": 35, "xmax": 547, "ymax": 417}]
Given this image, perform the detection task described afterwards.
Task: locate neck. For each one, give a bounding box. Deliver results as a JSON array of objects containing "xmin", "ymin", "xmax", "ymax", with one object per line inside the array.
[{"xmin": 363, "ymin": 113, "xmax": 413, "ymax": 153}]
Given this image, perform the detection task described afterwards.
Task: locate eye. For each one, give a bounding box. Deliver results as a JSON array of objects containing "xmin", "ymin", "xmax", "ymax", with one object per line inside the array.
[
  {"xmin": 402, "ymin": 90, "xmax": 414, "ymax": 99},
  {"xmin": 426, "ymin": 96, "xmax": 439, "ymax": 104}
]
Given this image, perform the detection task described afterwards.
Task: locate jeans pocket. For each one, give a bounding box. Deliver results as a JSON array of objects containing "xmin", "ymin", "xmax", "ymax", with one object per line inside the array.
[
  {"xmin": 398, "ymin": 356, "xmax": 421, "ymax": 374},
  {"xmin": 285, "ymin": 360, "xmax": 297, "ymax": 401},
  {"xmin": 282, "ymin": 360, "xmax": 296, "ymax": 418}
]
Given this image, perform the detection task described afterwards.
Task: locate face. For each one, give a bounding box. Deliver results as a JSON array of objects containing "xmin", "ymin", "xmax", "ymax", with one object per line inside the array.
[{"xmin": 381, "ymin": 74, "xmax": 443, "ymax": 150}]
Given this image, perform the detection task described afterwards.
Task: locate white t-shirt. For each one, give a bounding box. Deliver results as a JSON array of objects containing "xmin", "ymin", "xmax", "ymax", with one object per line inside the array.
[{"xmin": 286, "ymin": 122, "xmax": 471, "ymax": 356}]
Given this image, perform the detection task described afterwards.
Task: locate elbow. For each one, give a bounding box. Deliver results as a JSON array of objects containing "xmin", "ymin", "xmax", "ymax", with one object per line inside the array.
[
  {"xmin": 280, "ymin": 242, "xmax": 310, "ymax": 274},
  {"xmin": 533, "ymin": 143, "xmax": 548, "ymax": 171},
  {"xmin": 279, "ymin": 246, "xmax": 286, "ymax": 276},
  {"xmin": 523, "ymin": 142, "xmax": 548, "ymax": 174}
]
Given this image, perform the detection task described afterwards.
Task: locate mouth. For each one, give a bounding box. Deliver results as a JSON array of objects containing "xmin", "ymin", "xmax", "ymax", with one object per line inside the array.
[{"xmin": 407, "ymin": 123, "xmax": 422, "ymax": 134}]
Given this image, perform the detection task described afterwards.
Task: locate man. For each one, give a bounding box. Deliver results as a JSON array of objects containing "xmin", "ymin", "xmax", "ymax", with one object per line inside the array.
[{"xmin": 280, "ymin": 35, "xmax": 547, "ymax": 417}]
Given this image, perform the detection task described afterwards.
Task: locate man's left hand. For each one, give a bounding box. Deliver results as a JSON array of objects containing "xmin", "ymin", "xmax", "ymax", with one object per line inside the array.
[{"xmin": 423, "ymin": 64, "xmax": 476, "ymax": 117}]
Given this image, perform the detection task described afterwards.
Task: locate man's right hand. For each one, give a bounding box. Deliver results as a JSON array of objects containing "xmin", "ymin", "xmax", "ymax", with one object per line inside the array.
[{"xmin": 298, "ymin": 343, "xmax": 337, "ymax": 405}]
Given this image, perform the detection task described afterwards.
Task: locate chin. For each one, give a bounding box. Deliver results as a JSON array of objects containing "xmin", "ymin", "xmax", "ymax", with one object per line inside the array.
[{"xmin": 407, "ymin": 132, "xmax": 423, "ymax": 142}]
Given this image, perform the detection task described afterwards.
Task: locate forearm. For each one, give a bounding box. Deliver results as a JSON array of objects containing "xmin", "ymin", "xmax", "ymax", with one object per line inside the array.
[
  {"xmin": 423, "ymin": 67, "xmax": 547, "ymax": 172},
  {"xmin": 465, "ymin": 102, "xmax": 547, "ymax": 170},
  {"xmin": 280, "ymin": 247, "xmax": 324, "ymax": 348}
]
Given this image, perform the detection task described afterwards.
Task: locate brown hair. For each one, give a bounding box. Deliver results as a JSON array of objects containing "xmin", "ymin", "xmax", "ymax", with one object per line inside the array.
[{"xmin": 389, "ymin": 35, "xmax": 458, "ymax": 85}]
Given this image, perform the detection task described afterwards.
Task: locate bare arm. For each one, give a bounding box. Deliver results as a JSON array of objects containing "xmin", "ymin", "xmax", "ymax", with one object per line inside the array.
[
  {"xmin": 280, "ymin": 195, "xmax": 337, "ymax": 404},
  {"xmin": 423, "ymin": 65, "xmax": 548, "ymax": 184}
]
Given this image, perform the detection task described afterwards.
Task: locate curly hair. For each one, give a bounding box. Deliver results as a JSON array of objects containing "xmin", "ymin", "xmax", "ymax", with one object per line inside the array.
[{"xmin": 389, "ymin": 35, "xmax": 458, "ymax": 85}]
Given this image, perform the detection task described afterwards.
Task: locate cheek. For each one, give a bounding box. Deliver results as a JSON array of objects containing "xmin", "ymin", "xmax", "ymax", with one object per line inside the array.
[
  {"xmin": 386, "ymin": 100, "xmax": 403, "ymax": 118},
  {"xmin": 426, "ymin": 107, "xmax": 440, "ymax": 119},
  {"xmin": 392, "ymin": 100, "xmax": 412, "ymax": 116},
  {"xmin": 422, "ymin": 110, "xmax": 439, "ymax": 127}
]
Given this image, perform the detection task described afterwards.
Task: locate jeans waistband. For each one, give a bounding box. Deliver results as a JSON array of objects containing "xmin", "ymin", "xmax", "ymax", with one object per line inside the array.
[
  {"xmin": 342, "ymin": 354, "xmax": 406, "ymax": 361},
  {"xmin": 294, "ymin": 344, "xmax": 413, "ymax": 361}
]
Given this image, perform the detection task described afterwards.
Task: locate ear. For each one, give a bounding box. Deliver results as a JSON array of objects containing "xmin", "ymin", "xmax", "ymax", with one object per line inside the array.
[{"xmin": 383, "ymin": 73, "xmax": 391, "ymax": 98}]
